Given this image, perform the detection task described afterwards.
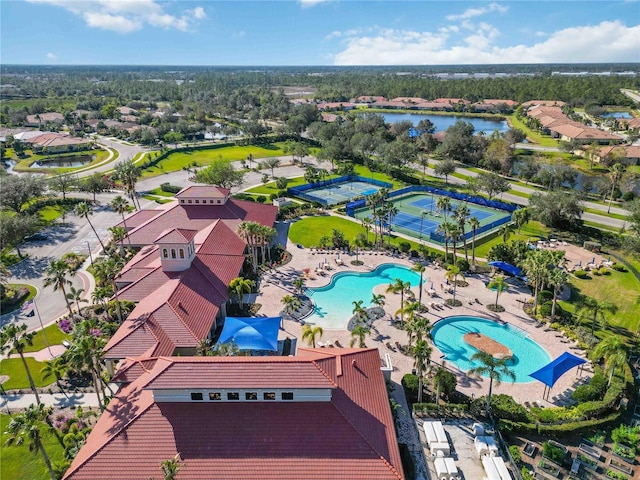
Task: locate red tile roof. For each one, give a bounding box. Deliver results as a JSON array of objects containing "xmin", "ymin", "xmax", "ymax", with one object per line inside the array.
[
  {"xmin": 115, "ymin": 209, "xmax": 162, "ymax": 230},
  {"xmin": 112, "ymin": 357, "xmax": 159, "ymax": 384},
  {"xmin": 64, "ymin": 350, "xmax": 403, "ymax": 480},
  {"xmin": 175, "ymin": 185, "xmax": 230, "ymax": 199},
  {"xmin": 125, "ymin": 198, "xmax": 277, "ymax": 246},
  {"xmin": 154, "ymin": 228, "xmax": 198, "ymax": 244}
]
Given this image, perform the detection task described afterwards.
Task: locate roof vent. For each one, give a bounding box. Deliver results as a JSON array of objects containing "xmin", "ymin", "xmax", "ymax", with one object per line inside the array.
[{"xmin": 352, "ymin": 359, "xmax": 357, "ymax": 368}]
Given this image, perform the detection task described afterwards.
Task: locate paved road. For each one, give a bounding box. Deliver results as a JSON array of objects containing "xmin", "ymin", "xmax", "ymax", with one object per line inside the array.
[
  {"xmin": 621, "ymin": 89, "xmax": 640, "ymax": 104},
  {"xmin": 0, "ymin": 392, "xmax": 102, "ymax": 411}
]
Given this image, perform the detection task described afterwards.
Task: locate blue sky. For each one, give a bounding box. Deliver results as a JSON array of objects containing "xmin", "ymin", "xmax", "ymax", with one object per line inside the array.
[{"xmin": 1, "ymin": 1, "xmax": 639, "ymax": 65}]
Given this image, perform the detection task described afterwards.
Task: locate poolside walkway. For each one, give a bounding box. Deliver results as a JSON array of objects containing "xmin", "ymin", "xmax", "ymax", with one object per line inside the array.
[{"xmin": 258, "ymin": 236, "xmax": 592, "ymax": 408}]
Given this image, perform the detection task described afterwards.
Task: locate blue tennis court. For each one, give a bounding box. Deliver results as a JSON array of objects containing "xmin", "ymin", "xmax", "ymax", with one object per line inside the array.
[
  {"xmin": 409, "ymin": 198, "xmax": 494, "ymax": 221},
  {"xmin": 303, "ymin": 181, "xmax": 383, "ymax": 206},
  {"xmin": 391, "ymin": 212, "xmax": 439, "ymax": 235}
]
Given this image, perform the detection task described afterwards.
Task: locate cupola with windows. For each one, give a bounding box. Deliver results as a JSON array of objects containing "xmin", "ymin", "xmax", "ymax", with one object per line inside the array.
[{"xmin": 154, "ymin": 228, "xmax": 198, "ymax": 272}]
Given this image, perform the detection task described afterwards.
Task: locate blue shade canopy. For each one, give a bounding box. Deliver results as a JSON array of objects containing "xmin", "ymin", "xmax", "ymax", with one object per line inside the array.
[
  {"xmin": 488, "ymin": 261, "xmax": 523, "ymax": 277},
  {"xmin": 218, "ymin": 317, "xmax": 280, "ymax": 351},
  {"xmin": 529, "ymin": 352, "xmax": 586, "ymax": 388}
]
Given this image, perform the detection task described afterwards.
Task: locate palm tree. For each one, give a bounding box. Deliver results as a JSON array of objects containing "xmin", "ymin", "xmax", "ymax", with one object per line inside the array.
[
  {"xmin": 522, "ymin": 250, "xmax": 550, "ymax": 318},
  {"xmin": 405, "ymin": 309, "xmax": 432, "ymax": 347},
  {"xmin": 593, "ymin": 336, "xmax": 627, "ymax": 386},
  {"xmin": 41, "ymin": 356, "xmax": 69, "ymax": 396},
  {"xmin": 293, "ymin": 277, "xmax": 305, "ymax": 295},
  {"xmin": 487, "ymin": 275, "xmax": 508, "ymax": 308},
  {"xmin": 66, "ymin": 286, "xmax": 88, "ymax": 316},
  {"xmin": 159, "ymin": 454, "xmax": 183, "ymax": 480},
  {"xmin": 263, "ymin": 157, "xmax": 281, "ymax": 177},
  {"xmin": 410, "ymin": 338, "xmax": 432, "ymax": 403},
  {"xmin": 68, "ymin": 331, "xmax": 107, "ymax": 411},
  {"xmin": 228, "ymin": 277, "xmax": 255, "ymax": 309},
  {"xmin": 92, "ymin": 257, "xmax": 124, "ymax": 323},
  {"xmin": 0, "ymin": 323, "xmax": 41, "ymax": 405},
  {"xmin": 469, "ymin": 216, "xmax": 480, "ymax": 265},
  {"xmin": 108, "ymin": 226, "xmax": 128, "ymax": 256},
  {"xmin": 281, "ymin": 294, "xmax": 302, "ymax": 316},
  {"xmin": 498, "ymin": 223, "xmax": 513, "ymax": 243},
  {"xmin": 110, "ymin": 196, "xmax": 131, "ymax": 246},
  {"xmin": 371, "ymin": 293, "xmax": 386, "ymax": 308},
  {"xmin": 212, "ymin": 341, "xmax": 240, "ymax": 356},
  {"xmin": 433, "ymin": 364, "xmax": 450, "ymax": 405},
  {"xmin": 548, "ymin": 269, "xmax": 568, "ymax": 323},
  {"xmin": 75, "ymin": 202, "xmax": 106, "ymax": 251},
  {"xmin": 5, "ymin": 403, "xmax": 56, "ymax": 480},
  {"xmin": 511, "ymin": 208, "xmax": 530, "ymax": 234},
  {"xmin": 352, "ymin": 299, "xmax": 368, "ymax": 324},
  {"xmin": 607, "ymin": 163, "xmax": 626, "ymax": 213},
  {"xmin": 362, "ymin": 216, "xmax": 373, "ymax": 243},
  {"xmin": 386, "ymin": 205, "xmax": 399, "ymax": 246},
  {"xmin": 468, "ymin": 351, "xmax": 516, "ymax": 417},
  {"xmin": 449, "ymin": 223, "xmax": 462, "ymax": 263},
  {"xmin": 437, "ymin": 196, "xmax": 452, "ymax": 221},
  {"xmin": 43, "ymin": 259, "xmax": 73, "ymax": 317},
  {"xmin": 397, "ymin": 301, "xmax": 422, "ymax": 337},
  {"xmin": 454, "ymin": 204, "xmax": 470, "ymax": 262},
  {"xmin": 301, "ymin": 324, "xmax": 324, "ymax": 348},
  {"xmin": 386, "ymin": 278, "xmax": 411, "ymax": 321},
  {"xmin": 113, "ymin": 158, "xmax": 141, "ymax": 210},
  {"xmin": 445, "ymin": 264, "xmax": 464, "ymax": 303},
  {"xmin": 350, "ymin": 323, "xmax": 370, "ymax": 348},
  {"xmin": 412, "ymin": 263, "xmax": 426, "ymax": 305},
  {"xmin": 436, "ymin": 220, "xmax": 456, "ymax": 262},
  {"xmin": 578, "ymin": 297, "xmax": 618, "ymax": 334}
]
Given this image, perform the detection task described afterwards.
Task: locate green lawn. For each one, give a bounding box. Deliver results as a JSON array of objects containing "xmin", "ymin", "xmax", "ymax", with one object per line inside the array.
[
  {"xmin": 244, "ymin": 176, "xmax": 318, "ymax": 195},
  {"xmin": 508, "ymin": 114, "xmax": 560, "ymax": 147},
  {"xmin": 140, "ymin": 143, "xmax": 286, "ymax": 177},
  {"xmin": 0, "ymin": 356, "xmax": 54, "ymax": 390},
  {"xmin": 0, "ymin": 414, "xmax": 66, "ymax": 480},
  {"xmin": 22, "ymin": 323, "xmax": 70, "ymax": 353},
  {"xmin": 559, "ymin": 268, "xmax": 640, "ymax": 333},
  {"xmin": 148, "ymin": 188, "xmax": 176, "ymax": 197},
  {"xmin": 288, "ymin": 215, "xmax": 422, "ymax": 252},
  {"xmin": 13, "ymin": 149, "xmax": 109, "ymax": 175},
  {"xmin": 472, "ymin": 221, "xmax": 551, "ymax": 260},
  {"xmin": 1, "ymin": 284, "xmax": 37, "ymax": 314},
  {"xmin": 38, "ymin": 205, "xmax": 65, "ymax": 223},
  {"xmin": 353, "ymin": 164, "xmax": 405, "ymax": 189},
  {"xmin": 583, "ymin": 207, "xmax": 627, "ymax": 221}
]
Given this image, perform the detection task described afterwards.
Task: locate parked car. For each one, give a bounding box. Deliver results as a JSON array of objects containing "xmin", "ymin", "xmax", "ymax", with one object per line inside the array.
[{"xmin": 24, "ymin": 232, "xmax": 48, "ymax": 242}]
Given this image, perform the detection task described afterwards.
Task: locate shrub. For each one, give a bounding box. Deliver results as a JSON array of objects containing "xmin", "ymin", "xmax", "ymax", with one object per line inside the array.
[
  {"xmin": 538, "ymin": 290, "xmax": 553, "ymax": 303},
  {"xmin": 491, "ymin": 394, "xmax": 530, "ymax": 422},
  {"xmin": 599, "ymin": 267, "xmax": 611, "ymax": 275},
  {"xmin": 539, "ymin": 301, "xmax": 553, "ymax": 317},
  {"xmin": 612, "ymin": 263, "xmax": 627, "ymax": 272},
  {"xmin": 612, "ymin": 424, "xmax": 640, "ymax": 448},
  {"xmin": 256, "ymin": 195, "xmax": 267, "ymax": 203},
  {"xmin": 456, "ymin": 258, "xmax": 470, "ymax": 272},
  {"xmin": 573, "ymin": 370, "xmax": 607, "ymax": 403},
  {"xmin": 622, "ymin": 191, "xmax": 635, "ymax": 202},
  {"xmin": 583, "ymin": 241, "xmax": 602, "ymax": 252},
  {"xmin": 402, "ymin": 374, "xmax": 419, "ymax": 403},
  {"xmin": 542, "ymin": 441, "xmax": 566, "ymax": 463},
  {"xmin": 574, "ymin": 270, "xmax": 589, "ymax": 279},
  {"xmin": 398, "ymin": 242, "xmax": 411, "ymax": 254},
  {"xmin": 159, "ymin": 182, "xmax": 181, "ymax": 194},
  {"xmin": 509, "ymin": 445, "xmax": 522, "ymax": 465}
]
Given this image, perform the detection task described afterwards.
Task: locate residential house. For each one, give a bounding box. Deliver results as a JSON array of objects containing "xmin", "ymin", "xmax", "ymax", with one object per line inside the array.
[
  {"xmin": 24, "ymin": 112, "xmax": 64, "ymax": 127},
  {"xmin": 27, "ymin": 133, "xmax": 93, "ymax": 153},
  {"xmin": 118, "ymin": 106, "xmax": 138, "ymax": 116},
  {"xmin": 63, "ymin": 349, "xmax": 404, "ymax": 480},
  {"xmin": 597, "ymin": 145, "xmax": 640, "ymax": 166}
]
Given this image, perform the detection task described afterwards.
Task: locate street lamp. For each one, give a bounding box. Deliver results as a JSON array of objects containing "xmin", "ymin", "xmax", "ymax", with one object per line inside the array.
[
  {"xmin": 86, "ymin": 241, "xmax": 94, "ymax": 266},
  {"xmin": 419, "ymin": 210, "xmax": 427, "ymax": 242}
]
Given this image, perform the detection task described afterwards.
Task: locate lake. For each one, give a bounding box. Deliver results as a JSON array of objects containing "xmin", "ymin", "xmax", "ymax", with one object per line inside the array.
[
  {"xmin": 381, "ymin": 112, "xmax": 509, "ymax": 135},
  {"xmin": 31, "ymin": 155, "xmax": 95, "ymax": 168}
]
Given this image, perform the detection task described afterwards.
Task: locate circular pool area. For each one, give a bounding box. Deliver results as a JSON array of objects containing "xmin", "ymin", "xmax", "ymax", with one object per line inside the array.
[
  {"xmin": 305, "ymin": 263, "xmax": 420, "ymax": 330},
  {"xmin": 432, "ymin": 316, "xmax": 550, "ymax": 383}
]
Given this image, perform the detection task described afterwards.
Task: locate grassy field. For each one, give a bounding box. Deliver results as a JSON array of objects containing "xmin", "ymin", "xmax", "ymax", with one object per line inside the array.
[
  {"xmin": 21, "ymin": 323, "xmax": 70, "ymax": 353},
  {"xmin": 0, "ymin": 414, "xmax": 66, "ymax": 480},
  {"xmin": 472, "ymin": 221, "xmax": 551, "ymax": 260},
  {"xmin": 353, "ymin": 164, "xmax": 406, "ymax": 189},
  {"xmin": 1, "ymin": 284, "xmax": 37, "ymax": 314},
  {"xmin": 508, "ymin": 114, "xmax": 560, "ymax": 147},
  {"xmin": 0, "ymin": 356, "xmax": 54, "ymax": 390},
  {"xmin": 288, "ymin": 215, "xmax": 421, "ymax": 252},
  {"xmin": 140, "ymin": 143, "xmax": 286, "ymax": 177},
  {"xmin": 559, "ymin": 267, "xmax": 640, "ymax": 333},
  {"xmin": 244, "ymin": 176, "xmax": 310, "ymax": 195}
]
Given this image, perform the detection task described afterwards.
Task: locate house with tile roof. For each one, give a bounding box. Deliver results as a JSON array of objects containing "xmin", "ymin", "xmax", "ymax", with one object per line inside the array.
[
  {"xmin": 24, "ymin": 112, "xmax": 64, "ymax": 127},
  {"xmin": 103, "ymin": 187, "xmax": 278, "ymax": 369},
  {"xmin": 597, "ymin": 145, "xmax": 640, "ymax": 166},
  {"xmin": 63, "ymin": 349, "xmax": 405, "ymax": 480}
]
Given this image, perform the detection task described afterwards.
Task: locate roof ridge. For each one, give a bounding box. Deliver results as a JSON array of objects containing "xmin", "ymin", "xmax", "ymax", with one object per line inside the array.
[
  {"xmin": 190, "ymin": 257, "xmax": 230, "ymax": 299},
  {"xmin": 115, "ymin": 262, "xmax": 162, "ymax": 296},
  {"xmin": 309, "ymin": 359, "xmax": 339, "ymax": 387},
  {"xmin": 165, "ymin": 301, "xmax": 200, "ymax": 341},
  {"xmin": 103, "ymin": 316, "xmax": 151, "ymax": 353}
]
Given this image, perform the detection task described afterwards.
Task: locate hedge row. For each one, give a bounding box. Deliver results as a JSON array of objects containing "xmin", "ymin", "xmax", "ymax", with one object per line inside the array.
[{"xmin": 499, "ymin": 412, "xmax": 621, "ymax": 435}]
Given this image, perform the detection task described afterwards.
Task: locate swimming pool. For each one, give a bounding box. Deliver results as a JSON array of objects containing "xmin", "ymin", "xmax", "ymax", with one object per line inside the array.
[
  {"xmin": 305, "ymin": 264, "xmax": 420, "ymax": 330},
  {"xmin": 432, "ymin": 316, "xmax": 550, "ymax": 383}
]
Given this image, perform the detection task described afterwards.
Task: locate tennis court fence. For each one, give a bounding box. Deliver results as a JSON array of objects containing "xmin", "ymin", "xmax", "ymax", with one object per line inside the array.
[{"xmin": 288, "ymin": 175, "xmax": 393, "ymax": 206}]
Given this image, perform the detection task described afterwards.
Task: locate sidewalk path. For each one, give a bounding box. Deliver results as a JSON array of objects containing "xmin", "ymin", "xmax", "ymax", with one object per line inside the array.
[{"xmin": 0, "ymin": 392, "xmax": 101, "ymax": 410}]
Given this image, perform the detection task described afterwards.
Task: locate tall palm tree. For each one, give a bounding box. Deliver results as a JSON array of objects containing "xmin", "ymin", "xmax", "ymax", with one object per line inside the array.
[
  {"xmin": 433, "ymin": 364, "xmax": 450, "ymax": 405},
  {"xmin": 92, "ymin": 257, "xmax": 124, "ymax": 323},
  {"xmin": 75, "ymin": 202, "xmax": 106, "ymax": 251},
  {"xmin": 578, "ymin": 297, "xmax": 618, "ymax": 334},
  {"xmin": 468, "ymin": 351, "xmax": 516, "ymax": 417},
  {"xmin": 445, "ymin": 264, "xmax": 464, "ymax": 303},
  {"xmin": 352, "ymin": 300, "xmax": 368, "ymax": 324},
  {"xmin": 362, "ymin": 216, "xmax": 373, "ymax": 243},
  {"xmin": 110, "ymin": 195, "xmax": 131, "ymax": 246},
  {"xmin": 66, "ymin": 286, "xmax": 88, "ymax": 316},
  {"xmin": 593, "ymin": 336, "xmax": 627, "ymax": 386},
  {"xmin": 350, "ymin": 323, "xmax": 370, "ymax": 348},
  {"xmin": 437, "ymin": 196, "xmax": 452, "ymax": 221},
  {"xmin": 108, "ymin": 226, "xmax": 128, "ymax": 256},
  {"xmin": 264, "ymin": 157, "xmax": 281, "ymax": 177},
  {"xmin": 68, "ymin": 331, "xmax": 107, "ymax": 411},
  {"xmin": 412, "ymin": 263, "xmax": 426, "ymax": 305},
  {"xmin": 293, "ymin": 277, "xmax": 305, "ymax": 295},
  {"xmin": 396, "ymin": 301, "xmax": 422, "ymax": 333},
  {"xmin": 436, "ymin": 220, "xmax": 456, "ymax": 263},
  {"xmin": 487, "ymin": 275, "xmax": 508, "ymax": 308},
  {"xmin": 41, "ymin": 356, "xmax": 69, "ymax": 396},
  {"xmin": 386, "ymin": 278, "xmax": 411, "ymax": 321},
  {"xmin": 607, "ymin": 163, "xmax": 626, "ymax": 214},
  {"xmin": 454, "ymin": 204, "xmax": 470, "ymax": 262},
  {"xmin": 5, "ymin": 403, "xmax": 56, "ymax": 480},
  {"xmin": 469, "ymin": 216, "xmax": 481, "ymax": 265},
  {"xmin": 548, "ymin": 268, "xmax": 568, "ymax": 323},
  {"xmin": 281, "ymin": 294, "xmax": 302, "ymax": 316},
  {"xmin": 449, "ymin": 224, "xmax": 462, "ymax": 263},
  {"xmin": 405, "ymin": 310, "xmax": 432, "ymax": 347},
  {"xmin": 302, "ymin": 324, "xmax": 324, "ymax": 348},
  {"xmin": 113, "ymin": 158, "xmax": 141, "ymax": 210},
  {"xmin": 386, "ymin": 205, "xmax": 399, "ymax": 247},
  {"xmin": 43, "ymin": 259, "xmax": 73, "ymax": 316},
  {"xmin": 511, "ymin": 207, "xmax": 530, "ymax": 234},
  {"xmin": 371, "ymin": 293, "xmax": 386, "ymax": 308},
  {"xmin": 498, "ymin": 223, "xmax": 513, "ymax": 243},
  {"xmin": 228, "ymin": 277, "xmax": 255, "ymax": 309},
  {"xmin": 522, "ymin": 250, "xmax": 550, "ymax": 318},
  {"xmin": 0, "ymin": 323, "xmax": 41, "ymax": 405},
  {"xmin": 410, "ymin": 338, "xmax": 432, "ymax": 403}
]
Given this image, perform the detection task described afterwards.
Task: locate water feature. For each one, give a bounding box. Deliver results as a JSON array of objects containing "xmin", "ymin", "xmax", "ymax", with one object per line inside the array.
[
  {"xmin": 602, "ymin": 112, "xmax": 632, "ymax": 119},
  {"xmin": 431, "ymin": 315, "xmax": 550, "ymax": 383},
  {"xmin": 305, "ymin": 263, "xmax": 420, "ymax": 330},
  {"xmin": 381, "ymin": 112, "xmax": 509, "ymax": 135},
  {"xmin": 31, "ymin": 154, "xmax": 95, "ymax": 168}
]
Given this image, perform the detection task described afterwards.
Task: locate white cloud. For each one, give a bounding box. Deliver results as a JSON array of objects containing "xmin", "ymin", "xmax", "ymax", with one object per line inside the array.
[
  {"xmin": 299, "ymin": 0, "xmax": 330, "ymax": 7},
  {"xmin": 446, "ymin": 2, "xmax": 508, "ymax": 21},
  {"xmin": 26, "ymin": 0, "xmax": 206, "ymax": 33},
  {"xmin": 46, "ymin": 52, "xmax": 57, "ymax": 59},
  {"xmin": 332, "ymin": 21, "xmax": 640, "ymax": 65},
  {"xmin": 232, "ymin": 30, "xmax": 246, "ymax": 39}
]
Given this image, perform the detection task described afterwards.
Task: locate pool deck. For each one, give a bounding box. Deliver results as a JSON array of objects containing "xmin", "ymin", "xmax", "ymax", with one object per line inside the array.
[{"xmin": 256, "ymin": 237, "xmax": 592, "ymax": 408}]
